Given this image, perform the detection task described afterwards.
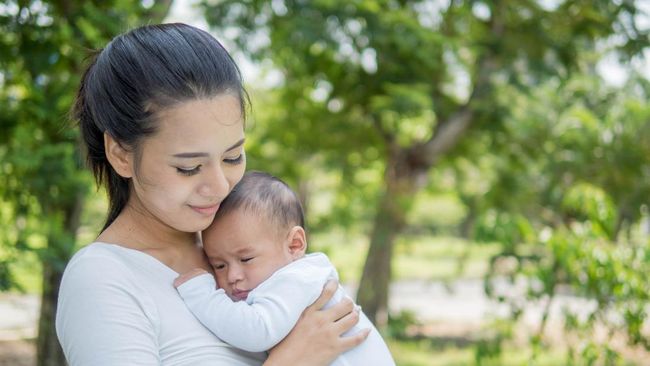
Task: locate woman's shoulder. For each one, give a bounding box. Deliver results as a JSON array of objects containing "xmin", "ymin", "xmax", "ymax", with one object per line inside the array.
[
  {"xmin": 59, "ymin": 243, "xmax": 130, "ymax": 289},
  {"xmin": 61, "ymin": 242, "xmax": 164, "ymax": 289},
  {"xmin": 61, "ymin": 241, "xmax": 176, "ymax": 295},
  {"xmin": 65, "ymin": 242, "xmax": 129, "ymax": 271},
  {"xmin": 58, "ymin": 242, "xmax": 161, "ymax": 320},
  {"xmin": 70, "ymin": 241, "xmax": 122, "ymax": 256}
]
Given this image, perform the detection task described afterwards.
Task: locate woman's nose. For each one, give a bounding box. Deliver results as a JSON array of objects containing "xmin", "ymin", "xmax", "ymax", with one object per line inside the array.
[{"xmin": 199, "ymin": 164, "xmax": 229, "ymax": 198}]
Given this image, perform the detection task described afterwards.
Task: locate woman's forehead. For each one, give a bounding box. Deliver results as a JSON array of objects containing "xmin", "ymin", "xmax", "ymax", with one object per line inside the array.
[{"xmin": 149, "ymin": 95, "xmax": 245, "ymax": 152}]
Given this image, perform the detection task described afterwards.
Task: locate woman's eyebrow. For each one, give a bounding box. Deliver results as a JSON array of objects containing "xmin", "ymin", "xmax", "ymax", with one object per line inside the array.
[
  {"xmin": 172, "ymin": 138, "xmax": 245, "ymax": 158},
  {"xmin": 226, "ymin": 138, "xmax": 245, "ymax": 152},
  {"xmin": 172, "ymin": 152, "xmax": 209, "ymax": 158}
]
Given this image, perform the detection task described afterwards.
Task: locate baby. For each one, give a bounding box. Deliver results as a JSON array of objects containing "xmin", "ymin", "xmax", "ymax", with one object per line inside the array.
[{"xmin": 174, "ymin": 171, "xmax": 395, "ymax": 365}]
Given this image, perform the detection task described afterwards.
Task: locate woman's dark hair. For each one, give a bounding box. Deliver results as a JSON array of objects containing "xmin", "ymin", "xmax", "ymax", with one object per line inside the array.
[{"xmin": 73, "ymin": 23, "xmax": 248, "ymax": 231}]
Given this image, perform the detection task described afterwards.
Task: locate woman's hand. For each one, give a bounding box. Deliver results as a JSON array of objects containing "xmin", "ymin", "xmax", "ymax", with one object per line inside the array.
[{"xmin": 265, "ymin": 280, "xmax": 370, "ymax": 366}]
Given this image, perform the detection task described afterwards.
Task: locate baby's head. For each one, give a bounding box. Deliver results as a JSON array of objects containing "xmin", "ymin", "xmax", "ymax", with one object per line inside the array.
[{"xmin": 202, "ymin": 171, "xmax": 307, "ymax": 301}]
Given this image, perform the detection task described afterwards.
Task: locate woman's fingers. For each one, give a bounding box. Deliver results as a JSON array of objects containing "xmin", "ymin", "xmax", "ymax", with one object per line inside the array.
[
  {"xmin": 332, "ymin": 302, "xmax": 360, "ymax": 333},
  {"xmin": 329, "ymin": 298, "xmax": 369, "ymax": 352},
  {"xmin": 306, "ymin": 279, "xmax": 338, "ymax": 311},
  {"xmin": 338, "ymin": 328, "xmax": 371, "ymax": 351},
  {"xmin": 266, "ymin": 281, "xmax": 371, "ymax": 365},
  {"xmin": 324, "ymin": 296, "xmax": 355, "ymax": 322}
]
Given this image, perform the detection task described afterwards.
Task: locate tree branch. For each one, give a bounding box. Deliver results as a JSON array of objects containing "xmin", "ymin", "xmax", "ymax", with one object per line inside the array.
[
  {"xmin": 370, "ymin": 112, "xmax": 394, "ymax": 145},
  {"xmin": 413, "ymin": 1, "xmax": 505, "ymax": 168}
]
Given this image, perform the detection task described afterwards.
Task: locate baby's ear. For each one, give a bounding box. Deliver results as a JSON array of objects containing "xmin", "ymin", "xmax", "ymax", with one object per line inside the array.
[{"xmin": 286, "ymin": 226, "xmax": 307, "ymax": 259}]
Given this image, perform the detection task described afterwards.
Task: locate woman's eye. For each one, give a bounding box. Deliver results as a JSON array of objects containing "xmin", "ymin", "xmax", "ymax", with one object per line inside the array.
[
  {"xmin": 224, "ymin": 154, "xmax": 244, "ymax": 165},
  {"xmin": 176, "ymin": 166, "xmax": 201, "ymax": 176},
  {"xmin": 241, "ymin": 257, "xmax": 253, "ymax": 263}
]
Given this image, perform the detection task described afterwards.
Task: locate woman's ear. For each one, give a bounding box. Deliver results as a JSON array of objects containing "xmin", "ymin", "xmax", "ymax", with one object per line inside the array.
[
  {"xmin": 286, "ymin": 226, "xmax": 307, "ymax": 259},
  {"xmin": 104, "ymin": 133, "xmax": 133, "ymax": 178}
]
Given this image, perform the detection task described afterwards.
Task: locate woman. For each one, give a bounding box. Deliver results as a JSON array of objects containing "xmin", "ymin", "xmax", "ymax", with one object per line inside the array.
[{"xmin": 55, "ymin": 23, "xmax": 368, "ymax": 365}]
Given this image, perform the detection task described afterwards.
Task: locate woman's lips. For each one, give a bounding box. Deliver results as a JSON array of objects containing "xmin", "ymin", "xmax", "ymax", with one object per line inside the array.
[{"xmin": 190, "ymin": 203, "xmax": 220, "ymax": 215}]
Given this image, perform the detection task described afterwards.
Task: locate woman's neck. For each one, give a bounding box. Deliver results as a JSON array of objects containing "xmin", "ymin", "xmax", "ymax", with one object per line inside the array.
[
  {"xmin": 96, "ymin": 204, "xmax": 209, "ymax": 273},
  {"xmin": 100, "ymin": 205, "xmax": 194, "ymax": 247}
]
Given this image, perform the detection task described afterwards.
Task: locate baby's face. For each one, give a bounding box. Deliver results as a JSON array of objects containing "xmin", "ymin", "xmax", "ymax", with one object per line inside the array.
[{"xmin": 202, "ymin": 210, "xmax": 294, "ymax": 301}]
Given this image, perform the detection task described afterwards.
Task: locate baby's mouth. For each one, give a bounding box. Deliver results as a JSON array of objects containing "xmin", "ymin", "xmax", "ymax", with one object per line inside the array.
[{"xmin": 231, "ymin": 289, "xmax": 250, "ymax": 301}]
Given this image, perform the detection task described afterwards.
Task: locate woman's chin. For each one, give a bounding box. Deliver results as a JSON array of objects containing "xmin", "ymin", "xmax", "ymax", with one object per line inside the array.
[{"xmin": 174, "ymin": 218, "xmax": 213, "ymax": 233}]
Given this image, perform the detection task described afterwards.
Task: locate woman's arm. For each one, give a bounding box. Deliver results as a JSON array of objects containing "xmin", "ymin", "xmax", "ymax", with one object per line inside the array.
[{"xmin": 264, "ymin": 280, "xmax": 370, "ymax": 366}]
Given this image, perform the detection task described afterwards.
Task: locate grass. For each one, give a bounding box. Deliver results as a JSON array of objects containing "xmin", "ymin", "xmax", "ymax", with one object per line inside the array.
[
  {"xmin": 309, "ymin": 230, "xmax": 500, "ymax": 283},
  {"xmin": 392, "ymin": 236, "xmax": 500, "ymax": 281},
  {"xmin": 388, "ymin": 338, "xmax": 569, "ymax": 366}
]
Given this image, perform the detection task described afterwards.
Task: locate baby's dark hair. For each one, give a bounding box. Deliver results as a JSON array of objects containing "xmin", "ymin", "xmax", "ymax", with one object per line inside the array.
[{"xmin": 214, "ymin": 171, "xmax": 305, "ymax": 233}]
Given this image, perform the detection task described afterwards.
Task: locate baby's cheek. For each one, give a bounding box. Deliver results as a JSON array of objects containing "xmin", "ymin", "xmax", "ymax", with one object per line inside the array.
[{"xmin": 215, "ymin": 275, "xmax": 229, "ymax": 292}]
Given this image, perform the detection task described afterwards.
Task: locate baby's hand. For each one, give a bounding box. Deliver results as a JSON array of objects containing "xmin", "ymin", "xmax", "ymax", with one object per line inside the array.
[{"xmin": 173, "ymin": 268, "xmax": 210, "ymax": 288}]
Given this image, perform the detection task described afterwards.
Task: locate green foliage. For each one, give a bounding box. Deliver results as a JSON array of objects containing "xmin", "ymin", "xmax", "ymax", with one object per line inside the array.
[
  {"xmin": 0, "ymin": 0, "xmax": 167, "ymax": 288},
  {"xmin": 203, "ymin": 0, "xmax": 649, "ymax": 237},
  {"xmin": 1, "ymin": 2, "xmax": 172, "ymax": 361},
  {"xmin": 1, "ymin": 0, "xmax": 646, "ymax": 362},
  {"xmin": 548, "ymin": 227, "xmax": 650, "ymax": 360},
  {"xmin": 475, "ymin": 71, "xmax": 650, "ymax": 362},
  {"xmin": 562, "ymin": 183, "xmax": 616, "ymax": 239},
  {"xmin": 370, "ymin": 82, "xmax": 435, "ymax": 147},
  {"xmin": 475, "ymin": 211, "xmax": 535, "ymax": 252},
  {"xmin": 386, "ymin": 309, "xmax": 420, "ymax": 340},
  {"xmin": 203, "ymin": 0, "xmax": 650, "ymax": 341},
  {"xmin": 243, "ymin": 84, "xmax": 383, "ymax": 233}
]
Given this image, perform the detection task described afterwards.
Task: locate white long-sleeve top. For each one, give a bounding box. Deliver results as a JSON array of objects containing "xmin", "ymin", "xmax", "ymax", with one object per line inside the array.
[
  {"xmin": 177, "ymin": 252, "xmax": 395, "ymax": 366},
  {"xmin": 56, "ymin": 243, "xmax": 267, "ymax": 366}
]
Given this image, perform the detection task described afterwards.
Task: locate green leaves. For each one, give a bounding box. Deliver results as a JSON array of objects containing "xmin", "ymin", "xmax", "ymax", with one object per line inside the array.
[
  {"xmin": 0, "ymin": 0, "xmax": 165, "ymax": 287},
  {"xmin": 562, "ymin": 183, "xmax": 616, "ymax": 239},
  {"xmin": 369, "ymin": 82, "xmax": 434, "ymax": 146},
  {"xmin": 203, "ymin": 0, "xmax": 650, "ymax": 355}
]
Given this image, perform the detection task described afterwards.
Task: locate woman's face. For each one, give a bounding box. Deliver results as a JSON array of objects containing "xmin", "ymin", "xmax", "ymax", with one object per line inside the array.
[{"xmin": 128, "ymin": 94, "xmax": 246, "ymax": 233}]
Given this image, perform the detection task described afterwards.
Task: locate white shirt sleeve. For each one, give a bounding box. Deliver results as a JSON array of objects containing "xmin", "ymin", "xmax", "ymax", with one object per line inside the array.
[
  {"xmin": 176, "ymin": 258, "xmax": 333, "ymax": 353},
  {"xmin": 56, "ymin": 252, "xmax": 160, "ymax": 366}
]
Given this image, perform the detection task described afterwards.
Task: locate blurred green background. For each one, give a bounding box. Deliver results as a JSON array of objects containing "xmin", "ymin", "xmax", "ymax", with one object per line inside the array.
[{"xmin": 1, "ymin": 0, "xmax": 650, "ymax": 365}]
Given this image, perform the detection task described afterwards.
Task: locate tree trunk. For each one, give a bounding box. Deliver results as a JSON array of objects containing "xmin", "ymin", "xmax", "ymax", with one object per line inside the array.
[
  {"xmin": 356, "ymin": 152, "xmax": 414, "ymax": 328},
  {"xmin": 459, "ymin": 196, "xmax": 478, "ymax": 239},
  {"xmin": 37, "ymin": 193, "xmax": 84, "ymax": 366},
  {"xmin": 356, "ymin": 190, "xmax": 401, "ymax": 327},
  {"xmin": 36, "ymin": 262, "xmax": 67, "ymax": 366},
  {"xmin": 354, "ymin": 10, "xmax": 494, "ymax": 327},
  {"xmin": 613, "ymin": 209, "xmax": 623, "ymax": 242}
]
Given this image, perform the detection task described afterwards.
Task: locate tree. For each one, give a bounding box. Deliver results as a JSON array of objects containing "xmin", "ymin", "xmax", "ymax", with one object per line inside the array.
[
  {"xmin": 471, "ymin": 70, "xmax": 650, "ymax": 362},
  {"xmin": 202, "ymin": 0, "xmax": 649, "ymax": 326},
  {"xmin": 0, "ymin": 1, "xmax": 172, "ymax": 364}
]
